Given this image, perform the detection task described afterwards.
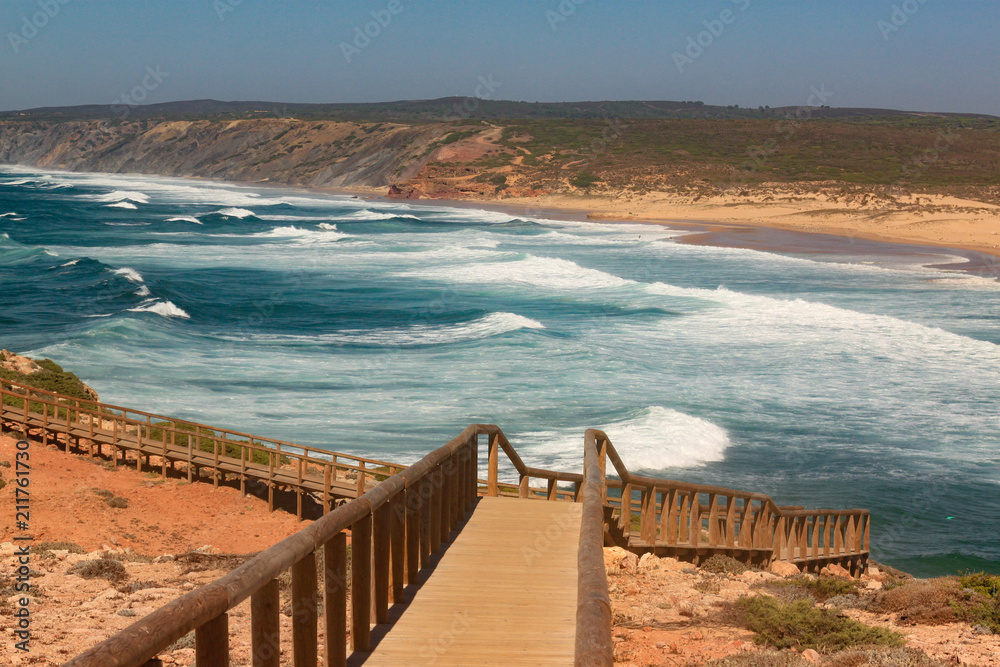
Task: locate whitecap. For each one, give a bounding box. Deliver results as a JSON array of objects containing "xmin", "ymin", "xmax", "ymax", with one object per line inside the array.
[
  {"xmin": 112, "ymin": 267, "xmax": 145, "ymax": 284},
  {"xmin": 522, "ymin": 407, "xmax": 731, "ymax": 472},
  {"xmin": 128, "ymin": 299, "xmax": 190, "ymax": 319},
  {"xmin": 166, "ymin": 216, "xmax": 203, "ymax": 224},
  {"xmin": 220, "ymin": 312, "xmax": 544, "ymax": 347},
  {"xmin": 93, "ymin": 190, "xmax": 150, "ymax": 204},
  {"xmin": 212, "ymin": 207, "xmax": 256, "ymax": 219},
  {"xmin": 105, "ymin": 201, "xmax": 138, "ymax": 210},
  {"xmin": 252, "ymin": 226, "xmax": 348, "ymax": 243},
  {"xmin": 402, "ymin": 255, "xmax": 632, "ymax": 290},
  {"xmin": 134, "ymin": 285, "xmax": 151, "ymax": 296},
  {"xmin": 0, "ymin": 213, "xmax": 18, "ymax": 218},
  {"xmin": 60, "ymin": 259, "xmax": 81, "ymax": 267},
  {"xmin": 342, "ymin": 209, "xmax": 420, "ymax": 222}
]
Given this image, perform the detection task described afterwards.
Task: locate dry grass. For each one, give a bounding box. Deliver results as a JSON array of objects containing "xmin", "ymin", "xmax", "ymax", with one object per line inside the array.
[
  {"xmin": 67, "ymin": 558, "xmax": 128, "ymax": 583},
  {"xmin": 869, "ymin": 578, "xmax": 963, "ymax": 625},
  {"xmin": 820, "ymin": 646, "xmax": 946, "ymax": 667}
]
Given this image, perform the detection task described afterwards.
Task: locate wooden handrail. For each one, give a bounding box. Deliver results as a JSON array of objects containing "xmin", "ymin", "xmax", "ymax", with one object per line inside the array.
[
  {"xmin": 0, "ymin": 378, "xmax": 408, "ymax": 513},
  {"xmin": 0, "ymin": 378, "xmax": 405, "ymax": 471},
  {"xmin": 66, "ymin": 425, "xmax": 483, "ymax": 667},
  {"xmin": 586, "ymin": 429, "xmax": 870, "ymax": 572},
  {"xmin": 576, "ymin": 430, "xmax": 614, "ymax": 665}
]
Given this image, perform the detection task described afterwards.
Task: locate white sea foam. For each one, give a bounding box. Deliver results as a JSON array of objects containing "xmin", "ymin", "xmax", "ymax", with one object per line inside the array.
[
  {"xmin": 523, "ymin": 407, "xmax": 730, "ymax": 471},
  {"xmin": 128, "ymin": 299, "xmax": 190, "ymax": 319},
  {"xmin": 221, "ymin": 312, "xmax": 544, "ymax": 347},
  {"xmin": 402, "ymin": 255, "xmax": 633, "ymax": 290},
  {"xmin": 134, "ymin": 286, "xmax": 151, "ymax": 296},
  {"xmin": 341, "ymin": 209, "xmax": 420, "ymax": 222},
  {"xmin": 105, "ymin": 201, "xmax": 138, "ymax": 210},
  {"xmin": 212, "ymin": 207, "xmax": 256, "ymax": 219},
  {"xmin": 0, "ymin": 212, "xmax": 17, "ymax": 218},
  {"xmin": 112, "ymin": 267, "xmax": 145, "ymax": 284},
  {"xmin": 318, "ymin": 223, "xmax": 338, "ymax": 231},
  {"xmin": 60, "ymin": 259, "xmax": 81, "ymax": 267},
  {"xmin": 166, "ymin": 216, "xmax": 203, "ymax": 224},
  {"xmin": 251, "ymin": 225, "xmax": 348, "ymax": 243},
  {"xmin": 93, "ymin": 190, "xmax": 150, "ymax": 204}
]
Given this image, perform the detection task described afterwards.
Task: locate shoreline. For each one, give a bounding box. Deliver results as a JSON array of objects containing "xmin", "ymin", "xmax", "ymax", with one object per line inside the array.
[
  {"xmin": 312, "ymin": 182, "xmax": 1000, "ymax": 274},
  {"xmin": 4, "ymin": 162, "xmax": 998, "ymax": 272}
]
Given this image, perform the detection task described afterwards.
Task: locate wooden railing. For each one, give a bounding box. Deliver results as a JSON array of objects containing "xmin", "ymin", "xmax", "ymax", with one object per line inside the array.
[
  {"xmin": 0, "ymin": 378, "xmax": 405, "ymax": 515},
  {"xmin": 481, "ymin": 426, "xmax": 583, "ymax": 501},
  {"xmin": 66, "ymin": 424, "xmax": 481, "ymax": 667},
  {"xmin": 576, "ymin": 430, "xmax": 614, "ymax": 666},
  {"xmin": 587, "ymin": 429, "xmax": 870, "ymax": 574}
]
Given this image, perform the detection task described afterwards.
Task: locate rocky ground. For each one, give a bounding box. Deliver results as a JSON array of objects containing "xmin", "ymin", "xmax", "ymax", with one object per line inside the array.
[{"xmin": 604, "ymin": 548, "xmax": 1000, "ymax": 666}]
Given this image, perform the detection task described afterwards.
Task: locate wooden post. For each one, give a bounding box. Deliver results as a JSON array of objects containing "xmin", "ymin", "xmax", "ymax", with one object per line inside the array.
[
  {"xmin": 268, "ymin": 452, "xmax": 275, "ymax": 512},
  {"xmin": 725, "ymin": 496, "xmax": 736, "ymax": 548},
  {"xmin": 689, "ymin": 494, "xmax": 702, "ymax": 546},
  {"xmin": 390, "ymin": 493, "xmax": 405, "ymax": 604},
  {"xmin": 707, "ymin": 494, "xmax": 720, "ymax": 546},
  {"xmin": 419, "ymin": 478, "xmax": 432, "ymax": 570},
  {"xmin": 430, "ymin": 470, "xmax": 443, "ymax": 554},
  {"xmin": 518, "ymin": 474, "xmax": 529, "ymax": 498},
  {"xmin": 373, "ymin": 503, "xmax": 390, "ymax": 624},
  {"xmin": 251, "ymin": 579, "xmax": 280, "ymax": 667},
  {"xmin": 291, "ymin": 553, "xmax": 318, "ymax": 667},
  {"xmin": 42, "ymin": 401, "xmax": 48, "ymax": 447},
  {"xmin": 487, "ymin": 434, "xmax": 499, "ymax": 497},
  {"xmin": 774, "ymin": 515, "xmax": 786, "ymax": 562},
  {"xmin": 406, "ymin": 489, "xmax": 420, "ymax": 585},
  {"xmin": 323, "ymin": 465, "xmax": 331, "ymax": 514},
  {"xmin": 678, "ymin": 494, "xmax": 690, "ymax": 545},
  {"xmin": 547, "ymin": 478, "xmax": 558, "ymax": 501},
  {"xmin": 357, "ymin": 461, "xmax": 366, "ymax": 497},
  {"xmin": 664, "ymin": 489, "xmax": 678, "ymax": 545},
  {"xmin": 620, "ymin": 482, "xmax": 632, "ymax": 538},
  {"xmin": 196, "ymin": 613, "xmax": 229, "ymax": 667},
  {"xmin": 351, "ymin": 513, "xmax": 372, "ymax": 652},
  {"xmin": 640, "ymin": 488, "xmax": 656, "ymax": 544},
  {"xmin": 324, "ymin": 534, "xmax": 347, "ymax": 667}
]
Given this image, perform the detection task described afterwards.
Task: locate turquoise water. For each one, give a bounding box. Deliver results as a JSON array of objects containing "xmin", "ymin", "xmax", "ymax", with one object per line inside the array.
[{"xmin": 1, "ymin": 165, "xmax": 998, "ymax": 577}]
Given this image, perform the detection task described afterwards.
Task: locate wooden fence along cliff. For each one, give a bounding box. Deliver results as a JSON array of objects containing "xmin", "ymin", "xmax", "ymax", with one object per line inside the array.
[{"xmin": 0, "ymin": 378, "xmax": 870, "ymax": 666}]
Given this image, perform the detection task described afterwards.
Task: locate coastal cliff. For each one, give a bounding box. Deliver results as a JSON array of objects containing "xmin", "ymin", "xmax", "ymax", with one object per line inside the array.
[{"xmin": 0, "ymin": 118, "xmax": 461, "ymax": 189}]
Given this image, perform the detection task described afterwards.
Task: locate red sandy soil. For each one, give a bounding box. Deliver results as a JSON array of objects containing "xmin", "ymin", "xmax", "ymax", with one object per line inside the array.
[{"xmin": 0, "ymin": 434, "xmax": 305, "ymax": 555}]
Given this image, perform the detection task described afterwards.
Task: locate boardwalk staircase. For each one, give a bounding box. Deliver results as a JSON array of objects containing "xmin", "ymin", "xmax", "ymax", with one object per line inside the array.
[{"xmin": 0, "ymin": 379, "xmax": 869, "ymax": 666}]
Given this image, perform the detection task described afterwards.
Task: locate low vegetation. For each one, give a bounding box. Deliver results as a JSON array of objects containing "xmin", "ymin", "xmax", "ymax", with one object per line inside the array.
[
  {"xmin": 67, "ymin": 558, "xmax": 128, "ymax": 583},
  {"xmin": 761, "ymin": 575, "xmax": 860, "ymax": 603},
  {"xmin": 727, "ymin": 595, "xmax": 904, "ymax": 653},
  {"xmin": 0, "ymin": 353, "xmax": 96, "ymax": 409}
]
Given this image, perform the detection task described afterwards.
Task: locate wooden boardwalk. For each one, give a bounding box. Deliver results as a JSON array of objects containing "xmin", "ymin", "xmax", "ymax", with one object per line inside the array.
[{"xmin": 357, "ymin": 497, "xmax": 583, "ymax": 666}]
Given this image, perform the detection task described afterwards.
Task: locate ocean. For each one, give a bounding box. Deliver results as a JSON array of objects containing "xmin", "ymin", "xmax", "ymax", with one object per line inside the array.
[{"xmin": 1, "ymin": 165, "xmax": 998, "ymax": 577}]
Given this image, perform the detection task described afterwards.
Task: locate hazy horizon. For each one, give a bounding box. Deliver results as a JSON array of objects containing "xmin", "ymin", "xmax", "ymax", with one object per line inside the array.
[{"xmin": 1, "ymin": 0, "xmax": 997, "ymax": 116}]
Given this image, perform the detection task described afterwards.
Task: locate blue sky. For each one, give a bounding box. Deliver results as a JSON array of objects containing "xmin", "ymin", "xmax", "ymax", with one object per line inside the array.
[{"xmin": 1, "ymin": 0, "xmax": 997, "ymax": 114}]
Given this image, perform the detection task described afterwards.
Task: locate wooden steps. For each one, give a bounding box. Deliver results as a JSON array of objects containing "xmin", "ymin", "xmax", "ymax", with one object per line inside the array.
[{"xmin": 358, "ymin": 497, "xmax": 582, "ymax": 666}]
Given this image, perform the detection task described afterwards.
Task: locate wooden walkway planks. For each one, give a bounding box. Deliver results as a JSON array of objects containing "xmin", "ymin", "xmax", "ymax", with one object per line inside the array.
[{"xmin": 358, "ymin": 496, "xmax": 583, "ymax": 666}]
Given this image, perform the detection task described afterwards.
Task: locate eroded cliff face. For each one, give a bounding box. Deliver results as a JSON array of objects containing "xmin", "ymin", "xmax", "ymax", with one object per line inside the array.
[{"xmin": 0, "ymin": 118, "xmax": 460, "ymax": 188}]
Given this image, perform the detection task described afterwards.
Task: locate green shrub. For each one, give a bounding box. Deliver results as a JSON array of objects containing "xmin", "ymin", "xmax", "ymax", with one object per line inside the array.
[
  {"xmin": 570, "ymin": 172, "xmax": 601, "ymax": 189},
  {"xmin": 730, "ymin": 595, "xmax": 904, "ymax": 652},
  {"xmin": 767, "ymin": 576, "xmax": 859, "ymax": 603},
  {"xmin": 956, "ymin": 572, "xmax": 1000, "ymax": 634},
  {"xmin": 701, "ymin": 554, "xmax": 749, "ymax": 576}
]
